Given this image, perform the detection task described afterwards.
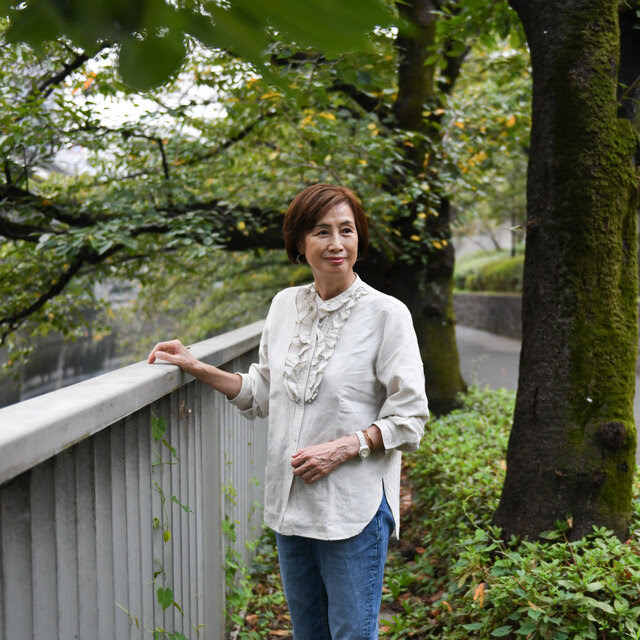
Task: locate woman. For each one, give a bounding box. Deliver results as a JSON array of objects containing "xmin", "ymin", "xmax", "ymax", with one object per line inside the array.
[{"xmin": 148, "ymin": 184, "xmax": 429, "ymax": 640}]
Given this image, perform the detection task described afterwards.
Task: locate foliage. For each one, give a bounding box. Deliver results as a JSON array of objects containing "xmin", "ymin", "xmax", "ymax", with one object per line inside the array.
[
  {"xmin": 381, "ymin": 387, "xmax": 640, "ymax": 640},
  {"xmin": 454, "ymin": 250, "xmax": 524, "ymax": 292},
  {"xmin": 433, "ymin": 521, "xmax": 640, "ymax": 640},
  {"xmin": 379, "ymin": 385, "xmax": 515, "ymax": 638},
  {"xmin": 1, "ymin": 0, "xmax": 391, "ymax": 90},
  {"xmin": 227, "ymin": 529, "xmax": 292, "ymax": 639},
  {"xmin": 446, "ymin": 44, "xmax": 530, "ymax": 247},
  {"xmin": 0, "ymin": 3, "xmax": 530, "ymax": 378}
]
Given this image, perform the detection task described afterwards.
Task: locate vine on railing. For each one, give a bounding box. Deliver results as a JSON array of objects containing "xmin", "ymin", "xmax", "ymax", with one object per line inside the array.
[
  {"xmin": 149, "ymin": 413, "xmax": 197, "ymax": 640},
  {"xmin": 117, "ymin": 413, "xmax": 199, "ymax": 640}
]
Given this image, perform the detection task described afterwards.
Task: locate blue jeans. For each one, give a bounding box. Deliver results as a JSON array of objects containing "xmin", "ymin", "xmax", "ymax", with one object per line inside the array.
[{"xmin": 275, "ymin": 494, "xmax": 395, "ymax": 640}]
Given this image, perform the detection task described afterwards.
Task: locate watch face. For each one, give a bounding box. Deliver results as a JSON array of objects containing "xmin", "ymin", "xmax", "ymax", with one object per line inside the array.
[{"xmin": 360, "ymin": 446, "xmax": 370, "ymax": 459}]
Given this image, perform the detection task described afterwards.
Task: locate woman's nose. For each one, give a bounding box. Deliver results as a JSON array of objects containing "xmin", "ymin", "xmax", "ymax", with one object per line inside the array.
[{"xmin": 327, "ymin": 232, "xmax": 343, "ymax": 250}]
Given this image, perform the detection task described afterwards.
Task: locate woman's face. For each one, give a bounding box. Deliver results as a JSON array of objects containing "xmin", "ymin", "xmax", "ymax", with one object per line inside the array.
[{"xmin": 300, "ymin": 202, "xmax": 359, "ymax": 288}]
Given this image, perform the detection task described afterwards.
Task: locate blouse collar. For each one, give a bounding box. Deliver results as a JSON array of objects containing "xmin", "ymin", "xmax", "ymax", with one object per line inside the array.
[{"xmin": 311, "ymin": 274, "xmax": 362, "ymax": 314}]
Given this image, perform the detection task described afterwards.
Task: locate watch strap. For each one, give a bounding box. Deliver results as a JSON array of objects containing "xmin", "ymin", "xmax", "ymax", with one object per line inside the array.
[{"xmin": 356, "ymin": 430, "xmax": 370, "ymax": 459}]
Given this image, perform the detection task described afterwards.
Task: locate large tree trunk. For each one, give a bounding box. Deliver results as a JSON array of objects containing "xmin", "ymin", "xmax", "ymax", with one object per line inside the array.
[
  {"xmin": 360, "ymin": 243, "xmax": 465, "ymax": 416},
  {"xmin": 493, "ymin": 0, "xmax": 640, "ymax": 540}
]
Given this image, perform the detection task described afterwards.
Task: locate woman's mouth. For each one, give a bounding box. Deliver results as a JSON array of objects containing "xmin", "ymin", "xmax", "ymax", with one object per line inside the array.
[{"xmin": 326, "ymin": 257, "xmax": 345, "ymax": 265}]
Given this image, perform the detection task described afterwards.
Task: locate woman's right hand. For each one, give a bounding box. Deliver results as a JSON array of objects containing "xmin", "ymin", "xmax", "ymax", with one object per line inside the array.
[
  {"xmin": 148, "ymin": 339, "xmax": 242, "ymax": 399},
  {"xmin": 148, "ymin": 339, "xmax": 199, "ymax": 373}
]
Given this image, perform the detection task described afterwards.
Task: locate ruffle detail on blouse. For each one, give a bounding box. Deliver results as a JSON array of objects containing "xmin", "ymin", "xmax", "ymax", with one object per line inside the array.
[{"xmin": 283, "ymin": 277, "xmax": 368, "ymax": 404}]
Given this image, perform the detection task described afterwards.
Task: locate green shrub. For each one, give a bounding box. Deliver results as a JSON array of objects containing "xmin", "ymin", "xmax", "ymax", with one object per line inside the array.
[
  {"xmin": 454, "ymin": 251, "xmax": 524, "ymax": 293},
  {"xmin": 436, "ymin": 523, "xmax": 640, "ymax": 640},
  {"xmin": 380, "ymin": 386, "xmax": 515, "ymax": 637},
  {"xmin": 454, "ymin": 250, "xmax": 511, "ymax": 289}
]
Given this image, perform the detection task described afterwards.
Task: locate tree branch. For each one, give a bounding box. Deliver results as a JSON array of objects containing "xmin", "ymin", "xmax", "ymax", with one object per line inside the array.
[
  {"xmin": 0, "ymin": 214, "xmax": 47, "ymax": 241},
  {"xmin": 0, "ymin": 185, "xmax": 111, "ymax": 228},
  {"xmin": 33, "ymin": 42, "xmax": 112, "ymax": 101},
  {"xmin": 0, "ymin": 243, "xmax": 119, "ymax": 344},
  {"xmin": 327, "ymin": 79, "xmax": 391, "ymax": 119}
]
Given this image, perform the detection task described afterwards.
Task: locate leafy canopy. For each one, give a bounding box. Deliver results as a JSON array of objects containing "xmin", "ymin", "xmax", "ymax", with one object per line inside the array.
[
  {"xmin": 0, "ymin": 2, "xmax": 530, "ymax": 370},
  {"xmin": 1, "ymin": 0, "xmax": 391, "ymax": 90}
]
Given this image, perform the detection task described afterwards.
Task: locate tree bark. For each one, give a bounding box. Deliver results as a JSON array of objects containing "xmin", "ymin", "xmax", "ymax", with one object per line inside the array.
[
  {"xmin": 359, "ymin": 243, "xmax": 465, "ymax": 416},
  {"xmin": 494, "ymin": 0, "xmax": 640, "ymax": 540}
]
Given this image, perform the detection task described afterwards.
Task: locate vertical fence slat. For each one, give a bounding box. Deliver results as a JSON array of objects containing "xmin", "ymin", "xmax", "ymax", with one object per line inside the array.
[
  {"xmin": 54, "ymin": 449, "xmax": 79, "ymax": 640},
  {"xmin": 150, "ymin": 397, "xmax": 165, "ymax": 633},
  {"xmin": 31, "ymin": 461, "xmax": 58, "ymax": 639},
  {"xmin": 180, "ymin": 387, "xmax": 192, "ymax": 634},
  {"xmin": 110, "ymin": 423, "xmax": 130, "ymax": 639},
  {"xmin": 1, "ymin": 474, "xmax": 33, "ymax": 640},
  {"xmin": 137, "ymin": 408, "xmax": 155, "ymax": 637},
  {"xmin": 193, "ymin": 384, "xmax": 205, "ymax": 634},
  {"xmin": 76, "ymin": 438, "xmax": 99, "ymax": 638},
  {"xmin": 187, "ymin": 383, "xmax": 199, "ymax": 635},
  {"xmin": 125, "ymin": 416, "xmax": 143, "ymax": 633},
  {"xmin": 94, "ymin": 429, "xmax": 115, "ymax": 640}
]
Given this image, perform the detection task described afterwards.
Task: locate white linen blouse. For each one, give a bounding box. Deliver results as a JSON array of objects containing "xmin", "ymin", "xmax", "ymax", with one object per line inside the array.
[{"xmin": 229, "ymin": 275, "xmax": 429, "ymax": 540}]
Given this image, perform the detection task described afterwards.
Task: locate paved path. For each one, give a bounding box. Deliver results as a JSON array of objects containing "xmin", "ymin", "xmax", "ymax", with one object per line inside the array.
[{"xmin": 456, "ymin": 325, "xmax": 640, "ymax": 463}]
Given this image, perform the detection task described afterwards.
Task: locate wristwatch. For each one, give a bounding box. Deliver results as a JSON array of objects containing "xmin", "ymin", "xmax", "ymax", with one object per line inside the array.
[{"xmin": 356, "ymin": 430, "xmax": 371, "ymax": 459}]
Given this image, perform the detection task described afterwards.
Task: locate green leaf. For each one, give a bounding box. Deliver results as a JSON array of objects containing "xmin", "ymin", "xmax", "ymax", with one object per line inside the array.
[
  {"xmin": 171, "ymin": 495, "xmax": 192, "ymax": 513},
  {"xmin": 151, "ymin": 415, "xmax": 167, "ymax": 442},
  {"xmin": 614, "ymin": 597, "xmax": 629, "ymax": 612},
  {"xmin": 492, "ymin": 626, "xmax": 513, "ymax": 637},
  {"xmin": 516, "ymin": 620, "xmax": 538, "ymax": 634},
  {"xmin": 119, "ymin": 31, "xmax": 186, "ymax": 91},
  {"xmin": 162, "ymin": 438, "xmax": 179, "ymax": 460},
  {"xmin": 584, "ymin": 597, "xmax": 615, "ymax": 614},
  {"xmin": 156, "ymin": 586, "xmax": 173, "ymax": 611},
  {"xmin": 585, "ymin": 581, "xmax": 604, "ymax": 592}
]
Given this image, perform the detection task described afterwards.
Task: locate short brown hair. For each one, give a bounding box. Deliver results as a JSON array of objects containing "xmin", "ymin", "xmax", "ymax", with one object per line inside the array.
[{"xmin": 283, "ymin": 184, "xmax": 369, "ymax": 264}]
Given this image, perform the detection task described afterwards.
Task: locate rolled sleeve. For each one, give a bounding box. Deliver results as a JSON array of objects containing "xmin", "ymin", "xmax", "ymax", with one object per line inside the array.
[
  {"xmin": 373, "ymin": 303, "xmax": 429, "ymax": 452},
  {"xmin": 229, "ymin": 372, "xmax": 261, "ymax": 417}
]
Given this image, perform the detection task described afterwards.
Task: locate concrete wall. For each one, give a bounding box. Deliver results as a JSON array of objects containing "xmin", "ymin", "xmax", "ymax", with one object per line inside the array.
[
  {"xmin": 454, "ymin": 292, "xmax": 523, "ymax": 339},
  {"xmin": 0, "ymin": 321, "xmax": 268, "ymax": 640}
]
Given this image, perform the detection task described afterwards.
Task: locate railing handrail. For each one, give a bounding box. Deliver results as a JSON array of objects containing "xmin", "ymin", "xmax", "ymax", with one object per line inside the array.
[{"xmin": 0, "ymin": 320, "xmax": 265, "ymax": 485}]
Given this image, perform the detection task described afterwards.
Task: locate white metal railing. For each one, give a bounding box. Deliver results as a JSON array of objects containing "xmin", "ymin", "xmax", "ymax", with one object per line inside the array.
[{"xmin": 0, "ymin": 321, "xmax": 268, "ymax": 640}]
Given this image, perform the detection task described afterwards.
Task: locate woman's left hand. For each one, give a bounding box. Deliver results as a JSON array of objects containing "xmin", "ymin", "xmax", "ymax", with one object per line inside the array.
[{"xmin": 291, "ymin": 435, "xmax": 359, "ymax": 484}]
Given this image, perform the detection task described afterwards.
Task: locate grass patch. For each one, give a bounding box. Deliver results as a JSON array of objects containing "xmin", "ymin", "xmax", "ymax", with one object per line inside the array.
[{"xmin": 226, "ymin": 386, "xmax": 640, "ymax": 640}]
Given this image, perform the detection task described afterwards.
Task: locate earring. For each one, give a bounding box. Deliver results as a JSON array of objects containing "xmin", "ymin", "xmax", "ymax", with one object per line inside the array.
[{"xmin": 296, "ymin": 254, "xmax": 305, "ymax": 264}]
